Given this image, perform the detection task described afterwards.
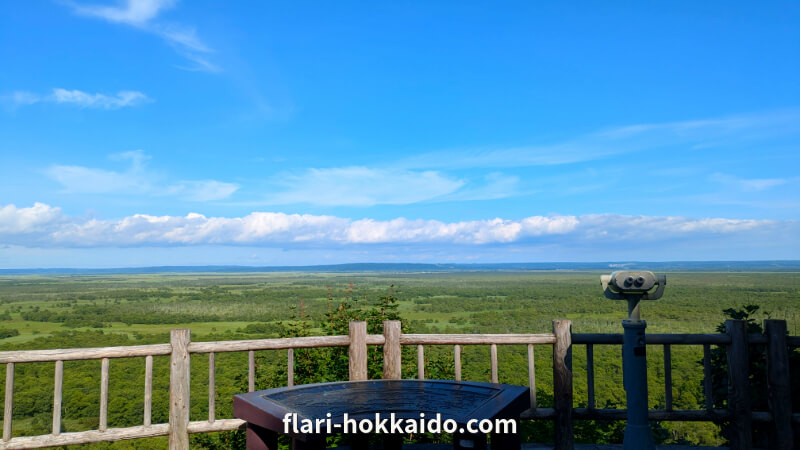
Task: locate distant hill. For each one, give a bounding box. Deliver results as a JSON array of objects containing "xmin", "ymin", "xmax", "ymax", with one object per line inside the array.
[{"xmin": 2, "ymin": 261, "xmax": 799, "ymax": 275}]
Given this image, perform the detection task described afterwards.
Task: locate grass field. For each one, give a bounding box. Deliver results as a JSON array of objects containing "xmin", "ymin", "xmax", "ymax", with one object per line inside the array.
[{"xmin": 3, "ymin": 270, "xmax": 798, "ymax": 339}]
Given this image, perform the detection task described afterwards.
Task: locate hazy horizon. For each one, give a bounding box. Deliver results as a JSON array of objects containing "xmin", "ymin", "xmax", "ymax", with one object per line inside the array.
[{"xmin": 3, "ymin": 260, "xmax": 799, "ymax": 274}]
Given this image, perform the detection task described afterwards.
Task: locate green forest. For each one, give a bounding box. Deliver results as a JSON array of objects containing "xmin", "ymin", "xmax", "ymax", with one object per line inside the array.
[{"xmin": 0, "ymin": 271, "xmax": 798, "ymax": 448}]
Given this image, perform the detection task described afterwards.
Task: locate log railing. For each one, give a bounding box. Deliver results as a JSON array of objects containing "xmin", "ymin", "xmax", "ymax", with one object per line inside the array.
[
  {"xmin": 0, "ymin": 319, "xmax": 797, "ymax": 450},
  {"xmin": 0, "ymin": 344, "xmax": 173, "ymax": 449}
]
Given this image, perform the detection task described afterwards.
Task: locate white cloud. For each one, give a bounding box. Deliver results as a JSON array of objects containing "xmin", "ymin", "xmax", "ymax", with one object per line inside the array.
[
  {"xmin": 574, "ymin": 214, "xmax": 770, "ymax": 242},
  {"xmin": 67, "ymin": 0, "xmax": 218, "ymax": 72},
  {"xmin": 51, "ymin": 89, "xmax": 150, "ymax": 109},
  {"xmin": 270, "ymin": 167, "xmax": 465, "ymax": 206},
  {"xmin": 5, "ymin": 89, "xmax": 150, "ymax": 109},
  {"xmin": 70, "ymin": 0, "xmax": 177, "ymax": 25},
  {"xmin": 0, "ymin": 203, "xmax": 64, "ymax": 234},
  {"xmin": 1, "ymin": 203, "xmax": 795, "ymax": 251},
  {"xmin": 45, "ymin": 151, "xmax": 239, "ymax": 201}
]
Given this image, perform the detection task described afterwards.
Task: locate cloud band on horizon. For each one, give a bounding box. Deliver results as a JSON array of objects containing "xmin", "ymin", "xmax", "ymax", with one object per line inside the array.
[{"xmin": 1, "ymin": 203, "xmax": 796, "ymax": 251}]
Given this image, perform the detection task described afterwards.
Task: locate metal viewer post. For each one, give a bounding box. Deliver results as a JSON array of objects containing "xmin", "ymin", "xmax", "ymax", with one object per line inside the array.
[{"xmin": 601, "ymin": 271, "xmax": 666, "ymax": 450}]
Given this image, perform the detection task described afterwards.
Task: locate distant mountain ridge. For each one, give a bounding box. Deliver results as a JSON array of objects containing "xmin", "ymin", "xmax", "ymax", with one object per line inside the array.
[{"xmin": 2, "ymin": 261, "xmax": 799, "ymax": 274}]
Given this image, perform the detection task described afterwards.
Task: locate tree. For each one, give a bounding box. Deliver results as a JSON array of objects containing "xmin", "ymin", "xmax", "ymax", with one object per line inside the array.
[{"xmin": 704, "ymin": 304, "xmax": 800, "ymax": 448}]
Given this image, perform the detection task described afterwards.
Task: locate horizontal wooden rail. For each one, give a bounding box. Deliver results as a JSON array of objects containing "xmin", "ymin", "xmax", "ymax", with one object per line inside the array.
[
  {"xmin": 0, "ymin": 424, "xmax": 170, "ymax": 449},
  {"xmin": 579, "ymin": 409, "xmax": 783, "ymax": 423},
  {"xmin": 188, "ymin": 334, "xmax": 386, "ymax": 354},
  {"xmin": 400, "ymin": 333, "xmax": 556, "ymax": 345},
  {"xmin": 747, "ymin": 334, "xmax": 768, "ymax": 344},
  {"xmin": 187, "ymin": 335, "xmax": 350, "ymax": 353},
  {"xmin": 366, "ymin": 335, "xmax": 385, "ymax": 345},
  {"xmin": 572, "ymin": 333, "xmax": 732, "ymax": 345},
  {"xmin": 522, "ymin": 408, "xmax": 789, "ymax": 423},
  {"xmin": 0, "ymin": 344, "xmax": 172, "ymax": 364},
  {"xmin": 187, "ymin": 418, "xmax": 246, "ymax": 434}
]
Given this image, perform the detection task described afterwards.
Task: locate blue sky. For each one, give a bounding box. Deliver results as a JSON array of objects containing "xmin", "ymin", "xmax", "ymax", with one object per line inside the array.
[{"xmin": 1, "ymin": 0, "xmax": 799, "ymax": 267}]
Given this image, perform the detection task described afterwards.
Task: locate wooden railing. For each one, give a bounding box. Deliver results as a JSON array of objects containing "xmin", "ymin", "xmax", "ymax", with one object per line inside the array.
[
  {"xmin": 0, "ymin": 319, "xmax": 797, "ymax": 450},
  {"xmin": 0, "ymin": 343, "xmax": 173, "ymax": 449}
]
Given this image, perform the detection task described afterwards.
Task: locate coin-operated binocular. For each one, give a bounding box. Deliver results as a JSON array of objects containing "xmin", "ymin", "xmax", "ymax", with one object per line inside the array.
[
  {"xmin": 601, "ymin": 271, "xmax": 666, "ymax": 319},
  {"xmin": 601, "ymin": 271, "xmax": 666, "ymax": 450}
]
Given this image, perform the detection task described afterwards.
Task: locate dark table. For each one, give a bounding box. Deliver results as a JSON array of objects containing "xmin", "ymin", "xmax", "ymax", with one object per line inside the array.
[{"xmin": 234, "ymin": 379, "xmax": 530, "ymax": 450}]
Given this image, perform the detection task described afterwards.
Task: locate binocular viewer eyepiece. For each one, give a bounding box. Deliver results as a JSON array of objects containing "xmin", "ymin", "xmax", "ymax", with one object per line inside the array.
[{"xmin": 601, "ymin": 271, "xmax": 666, "ymax": 300}]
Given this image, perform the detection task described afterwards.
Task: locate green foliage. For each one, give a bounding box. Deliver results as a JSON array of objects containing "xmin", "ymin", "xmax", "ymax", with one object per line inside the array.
[
  {"xmin": 705, "ymin": 304, "xmax": 800, "ymax": 448},
  {"xmin": 0, "ymin": 328, "xmax": 19, "ymax": 339},
  {"xmin": 574, "ymin": 418, "xmax": 625, "ymax": 443}
]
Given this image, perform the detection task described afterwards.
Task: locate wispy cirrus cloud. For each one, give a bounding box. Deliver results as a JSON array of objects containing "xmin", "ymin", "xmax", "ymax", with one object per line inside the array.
[
  {"xmin": 400, "ymin": 110, "xmax": 800, "ymax": 169},
  {"xmin": 269, "ymin": 167, "xmax": 466, "ymax": 206},
  {"xmin": 9, "ymin": 91, "xmax": 41, "ymax": 106},
  {"xmin": 66, "ymin": 0, "xmax": 218, "ymax": 72},
  {"xmin": 266, "ymin": 168, "xmax": 528, "ymax": 206},
  {"xmin": 252, "ymin": 111, "xmax": 800, "ymax": 208},
  {"xmin": 165, "ymin": 180, "xmax": 241, "ymax": 202},
  {"xmin": 46, "ymin": 150, "xmax": 151, "ymax": 194},
  {"xmin": 438, "ymin": 173, "xmax": 523, "ymax": 202},
  {"xmin": 1, "ymin": 203, "xmax": 796, "ymax": 252},
  {"xmin": 6, "ymin": 88, "xmax": 150, "ymax": 109},
  {"xmin": 45, "ymin": 150, "xmax": 239, "ymax": 202},
  {"xmin": 709, "ymin": 173, "xmax": 798, "ymax": 192}
]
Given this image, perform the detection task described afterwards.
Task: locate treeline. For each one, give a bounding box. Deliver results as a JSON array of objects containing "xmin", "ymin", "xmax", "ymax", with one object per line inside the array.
[{"xmin": 20, "ymin": 306, "xmax": 227, "ymax": 327}]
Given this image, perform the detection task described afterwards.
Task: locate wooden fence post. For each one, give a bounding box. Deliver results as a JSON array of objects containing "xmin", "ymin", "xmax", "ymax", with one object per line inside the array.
[
  {"xmin": 169, "ymin": 329, "xmax": 191, "ymax": 450},
  {"xmin": 455, "ymin": 345, "xmax": 462, "ymax": 382},
  {"xmin": 3, "ymin": 362, "xmax": 13, "ymax": 442},
  {"xmin": 725, "ymin": 320, "xmax": 752, "ymax": 450},
  {"xmin": 765, "ymin": 320, "xmax": 793, "ymax": 449},
  {"xmin": 553, "ymin": 319, "xmax": 573, "ymax": 450},
  {"xmin": 99, "ymin": 358, "xmax": 109, "ymax": 432},
  {"xmin": 490, "ymin": 344, "xmax": 499, "ymax": 383},
  {"xmin": 383, "ymin": 320, "xmax": 402, "ymax": 379},
  {"xmin": 417, "ymin": 345, "xmax": 425, "ymax": 380},
  {"xmin": 52, "ymin": 360, "xmax": 63, "ymax": 435},
  {"xmin": 349, "ymin": 321, "xmax": 367, "ymax": 381},
  {"xmin": 144, "ymin": 355, "xmax": 153, "ymax": 427}
]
